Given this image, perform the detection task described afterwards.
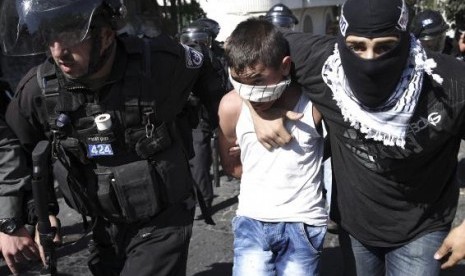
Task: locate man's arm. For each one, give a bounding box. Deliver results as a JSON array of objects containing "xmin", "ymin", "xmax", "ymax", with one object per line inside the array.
[
  {"xmin": 245, "ymin": 100, "xmax": 303, "ymax": 150},
  {"xmin": 0, "ymin": 117, "xmax": 41, "ymax": 274},
  {"xmin": 218, "ymin": 91, "xmax": 242, "ymax": 179},
  {"xmin": 246, "ymin": 32, "xmax": 335, "ymax": 149}
]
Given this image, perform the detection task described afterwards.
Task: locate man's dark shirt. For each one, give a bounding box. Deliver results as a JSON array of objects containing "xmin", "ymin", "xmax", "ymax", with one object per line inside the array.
[{"xmin": 284, "ymin": 31, "xmax": 465, "ymax": 246}]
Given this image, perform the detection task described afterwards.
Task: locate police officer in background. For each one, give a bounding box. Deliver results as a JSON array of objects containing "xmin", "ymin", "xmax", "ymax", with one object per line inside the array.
[
  {"xmin": 193, "ymin": 18, "xmax": 227, "ymax": 66},
  {"xmin": 411, "ymin": 9, "xmax": 450, "ymax": 53},
  {"xmin": 454, "ymin": 14, "xmax": 465, "ymax": 61},
  {"xmin": 1, "ymin": 0, "xmax": 225, "ymax": 275},
  {"xmin": 264, "ymin": 3, "xmax": 299, "ymax": 30},
  {"xmin": 179, "ymin": 19, "xmax": 229, "ymax": 222}
]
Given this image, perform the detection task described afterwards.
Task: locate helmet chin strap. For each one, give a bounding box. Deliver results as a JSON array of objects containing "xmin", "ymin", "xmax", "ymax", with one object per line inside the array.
[{"xmin": 75, "ymin": 27, "xmax": 115, "ymax": 81}]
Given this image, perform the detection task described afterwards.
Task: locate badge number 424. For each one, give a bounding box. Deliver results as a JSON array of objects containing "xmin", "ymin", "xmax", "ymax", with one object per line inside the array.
[{"xmin": 87, "ymin": 144, "xmax": 114, "ymax": 157}]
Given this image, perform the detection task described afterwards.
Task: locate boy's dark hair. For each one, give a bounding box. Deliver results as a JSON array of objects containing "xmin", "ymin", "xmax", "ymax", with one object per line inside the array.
[{"xmin": 225, "ymin": 17, "xmax": 290, "ymax": 75}]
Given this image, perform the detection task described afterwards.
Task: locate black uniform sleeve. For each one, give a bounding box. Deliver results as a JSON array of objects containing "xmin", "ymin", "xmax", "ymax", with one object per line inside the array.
[
  {"xmin": 5, "ymin": 67, "xmax": 48, "ymax": 154},
  {"xmin": 5, "ymin": 67, "xmax": 58, "ymax": 217},
  {"xmin": 0, "ymin": 116, "xmax": 31, "ymax": 218},
  {"xmin": 190, "ymin": 44, "xmax": 227, "ymax": 129}
]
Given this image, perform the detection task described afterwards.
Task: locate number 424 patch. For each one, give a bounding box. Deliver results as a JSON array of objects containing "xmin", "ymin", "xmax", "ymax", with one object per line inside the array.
[{"xmin": 87, "ymin": 144, "xmax": 114, "ymax": 157}]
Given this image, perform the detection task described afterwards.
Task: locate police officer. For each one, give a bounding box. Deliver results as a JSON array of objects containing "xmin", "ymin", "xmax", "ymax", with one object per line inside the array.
[
  {"xmin": 1, "ymin": 0, "xmax": 225, "ymax": 275},
  {"xmin": 179, "ymin": 19, "xmax": 229, "ymax": 222},
  {"xmin": 264, "ymin": 4, "xmax": 299, "ymax": 30},
  {"xmin": 411, "ymin": 9, "xmax": 449, "ymax": 52}
]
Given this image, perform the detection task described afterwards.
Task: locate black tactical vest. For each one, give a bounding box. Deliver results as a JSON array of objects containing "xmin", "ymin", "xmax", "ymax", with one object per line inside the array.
[{"xmin": 35, "ymin": 36, "xmax": 195, "ymax": 223}]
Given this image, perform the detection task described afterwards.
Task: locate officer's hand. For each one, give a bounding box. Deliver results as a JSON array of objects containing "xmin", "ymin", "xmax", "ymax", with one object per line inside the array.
[
  {"xmin": 434, "ymin": 220, "xmax": 465, "ymax": 269},
  {"xmin": 34, "ymin": 215, "xmax": 62, "ymax": 266},
  {"xmin": 246, "ymin": 101, "xmax": 303, "ymax": 150},
  {"xmin": 0, "ymin": 227, "xmax": 40, "ymax": 275}
]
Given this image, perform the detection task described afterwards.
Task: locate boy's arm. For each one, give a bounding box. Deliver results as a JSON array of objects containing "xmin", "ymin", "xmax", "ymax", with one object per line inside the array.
[{"xmin": 218, "ymin": 91, "xmax": 242, "ymax": 179}]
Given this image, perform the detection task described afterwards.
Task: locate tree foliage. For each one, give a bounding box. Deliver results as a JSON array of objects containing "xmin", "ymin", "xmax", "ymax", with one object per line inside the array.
[
  {"xmin": 131, "ymin": 0, "xmax": 205, "ymax": 36},
  {"xmin": 441, "ymin": 0, "xmax": 465, "ymax": 29}
]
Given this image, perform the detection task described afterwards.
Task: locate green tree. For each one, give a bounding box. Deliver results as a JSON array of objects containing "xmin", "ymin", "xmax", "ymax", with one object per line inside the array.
[
  {"xmin": 441, "ymin": 0, "xmax": 465, "ymax": 29},
  {"xmin": 125, "ymin": 0, "xmax": 206, "ymax": 37}
]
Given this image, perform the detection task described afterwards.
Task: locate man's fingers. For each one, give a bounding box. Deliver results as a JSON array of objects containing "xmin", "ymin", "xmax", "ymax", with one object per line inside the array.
[
  {"xmin": 284, "ymin": 110, "xmax": 304, "ymax": 121},
  {"xmin": 435, "ymin": 241, "xmax": 451, "ymax": 260},
  {"xmin": 259, "ymin": 131, "xmax": 292, "ymax": 150},
  {"xmin": 261, "ymin": 141, "xmax": 274, "ymax": 151},
  {"xmin": 435, "ymin": 241, "xmax": 454, "ymax": 269},
  {"xmin": 440, "ymin": 251, "xmax": 460, "ymax": 269}
]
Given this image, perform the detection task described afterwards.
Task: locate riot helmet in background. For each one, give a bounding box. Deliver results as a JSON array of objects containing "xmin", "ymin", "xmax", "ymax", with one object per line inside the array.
[
  {"xmin": 180, "ymin": 21, "xmax": 212, "ymax": 48},
  {"xmin": 411, "ymin": 9, "xmax": 449, "ymax": 52},
  {"xmin": 0, "ymin": 0, "xmax": 127, "ymax": 56},
  {"xmin": 194, "ymin": 18, "xmax": 220, "ymax": 39},
  {"xmin": 264, "ymin": 4, "xmax": 298, "ymax": 30}
]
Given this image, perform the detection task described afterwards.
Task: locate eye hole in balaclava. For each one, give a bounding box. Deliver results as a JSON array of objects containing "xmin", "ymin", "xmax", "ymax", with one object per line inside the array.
[{"xmin": 337, "ymin": 0, "xmax": 411, "ymax": 108}]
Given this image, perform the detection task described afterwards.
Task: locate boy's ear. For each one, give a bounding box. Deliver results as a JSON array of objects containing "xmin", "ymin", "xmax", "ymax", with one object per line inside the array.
[{"xmin": 281, "ymin": 56, "xmax": 292, "ymax": 76}]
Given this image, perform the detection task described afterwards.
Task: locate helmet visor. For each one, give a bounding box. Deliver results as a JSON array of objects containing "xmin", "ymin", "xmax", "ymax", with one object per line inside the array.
[
  {"xmin": 0, "ymin": 0, "xmax": 101, "ymax": 56},
  {"xmin": 180, "ymin": 32, "xmax": 211, "ymax": 47},
  {"xmin": 268, "ymin": 16, "xmax": 296, "ymax": 30},
  {"xmin": 420, "ymin": 33, "xmax": 446, "ymax": 52}
]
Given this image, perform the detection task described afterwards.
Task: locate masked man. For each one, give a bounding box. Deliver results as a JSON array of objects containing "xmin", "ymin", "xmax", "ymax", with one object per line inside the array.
[{"xmin": 247, "ymin": 0, "xmax": 465, "ymax": 275}]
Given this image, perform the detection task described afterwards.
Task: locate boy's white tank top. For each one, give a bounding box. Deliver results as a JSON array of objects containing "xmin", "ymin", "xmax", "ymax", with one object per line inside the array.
[{"xmin": 236, "ymin": 93, "xmax": 327, "ymax": 226}]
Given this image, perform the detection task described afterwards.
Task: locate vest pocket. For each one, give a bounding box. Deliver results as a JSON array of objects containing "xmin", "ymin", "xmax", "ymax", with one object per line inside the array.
[
  {"xmin": 103, "ymin": 160, "xmax": 162, "ymax": 223},
  {"xmin": 53, "ymin": 159, "xmax": 93, "ymax": 216}
]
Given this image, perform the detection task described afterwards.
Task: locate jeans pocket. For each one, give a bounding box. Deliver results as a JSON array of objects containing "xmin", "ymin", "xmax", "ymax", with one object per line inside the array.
[
  {"xmin": 299, "ymin": 223, "xmax": 327, "ymax": 254},
  {"xmin": 231, "ymin": 216, "xmax": 241, "ymax": 232}
]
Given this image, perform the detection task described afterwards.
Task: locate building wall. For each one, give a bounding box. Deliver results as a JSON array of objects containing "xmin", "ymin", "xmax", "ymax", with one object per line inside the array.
[{"xmin": 197, "ymin": 0, "xmax": 343, "ymax": 41}]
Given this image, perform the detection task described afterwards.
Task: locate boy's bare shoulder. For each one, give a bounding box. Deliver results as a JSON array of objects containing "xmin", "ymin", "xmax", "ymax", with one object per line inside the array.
[{"xmin": 220, "ymin": 90, "xmax": 242, "ymax": 109}]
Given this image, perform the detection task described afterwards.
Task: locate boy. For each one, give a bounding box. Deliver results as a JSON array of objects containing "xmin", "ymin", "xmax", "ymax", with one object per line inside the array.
[{"xmin": 218, "ymin": 18, "xmax": 327, "ymax": 276}]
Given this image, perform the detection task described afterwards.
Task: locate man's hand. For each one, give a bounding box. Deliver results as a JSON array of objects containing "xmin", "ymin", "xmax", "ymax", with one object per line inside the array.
[
  {"xmin": 246, "ymin": 101, "xmax": 303, "ymax": 150},
  {"xmin": 0, "ymin": 227, "xmax": 40, "ymax": 275},
  {"xmin": 434, "ymin": 220, "xmax": 465, "ymax": 269},
  {"xmin": 34, "ymin": 215, "xmax": 61, "ymax": 266}
]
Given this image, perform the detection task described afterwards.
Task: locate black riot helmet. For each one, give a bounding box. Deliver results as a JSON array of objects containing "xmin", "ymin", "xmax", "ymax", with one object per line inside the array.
[
  {"xmin": 194, "ymin": 18, "xmax": 220, "ymax": 39},
  {"xmin": 264, "ymin": 4, "xmax": 298, "ymax": 30},
  {"xmin": 180, "ymin": 21, "xmax": 212, "ymax": 48},
  {"xmin": 0, "ymin": 0, "xmax": 127, "ymax": 56},
  {"xmin": 411, "ymin": 9, "xmax": 449, "ymax": 52}
]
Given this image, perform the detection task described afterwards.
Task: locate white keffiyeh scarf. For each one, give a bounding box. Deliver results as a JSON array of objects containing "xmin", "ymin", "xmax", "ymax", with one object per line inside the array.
[{"xmin": 321, "ymin": 36, "xmax": 443, "ymax": 148}]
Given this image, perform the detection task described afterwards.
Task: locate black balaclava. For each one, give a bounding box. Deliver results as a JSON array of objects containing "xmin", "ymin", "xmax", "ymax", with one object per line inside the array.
[{"xmin": 337, "ymin": 0, "xmax": 411, "ymax": 108}]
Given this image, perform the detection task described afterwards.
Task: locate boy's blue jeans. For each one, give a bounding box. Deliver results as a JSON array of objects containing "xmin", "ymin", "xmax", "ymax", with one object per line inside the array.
[
  {"xmin": 339, "ymin": 227, "xmax": 448, "ymax": 276},
  {"xmin": 232, "ymin": 216, "xmax": 326, "ymax": 276}
]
